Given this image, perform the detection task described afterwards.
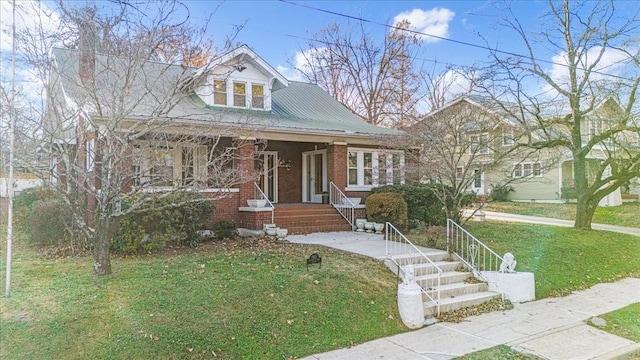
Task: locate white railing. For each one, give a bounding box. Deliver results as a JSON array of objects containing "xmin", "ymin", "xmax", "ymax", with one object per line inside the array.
[
  {"xmin": 447, "ymin": 218, "xmax": 504, "ymax": 297},
  {"xmin": 386, "ymin": 222, "xmax": 443, "ymax": 316},
  {"xmin": 253, "ymin": 182, "xmax": 274, "ymax": 224},
  {"xmin": 329, "ymin": 182, "xmax": 355, "ymax": 228}
]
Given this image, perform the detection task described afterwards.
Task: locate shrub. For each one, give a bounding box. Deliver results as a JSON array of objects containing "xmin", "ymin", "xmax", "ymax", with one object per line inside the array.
[
  {"xmin": 212, "ymin": 220, "xmax": 238, "ymax": 240},
  {"xmin": 371, "ymin": 184, "xmax": 447, "ymax": 227},
  {"xmin": 365, "ymin": 192, "xmax": 408, "ymax": 231},
  {"xmin": 26, "ymin": 199, "xmax": 74, "ymax": 248},
  {"xmin": 490, "ymin": 184, "xmax": 515, "ymax": 202},
  {"xmin": 13, "ymin": 187, "xmax": 58, "ymax": 230},
  {"xmin": 112, "ymin": 192, "xmax": 215, "ymax": 254}
]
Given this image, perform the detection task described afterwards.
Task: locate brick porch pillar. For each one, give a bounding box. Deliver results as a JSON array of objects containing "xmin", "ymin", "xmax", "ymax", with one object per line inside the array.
[
  {"xmin": 235, "ymin": 137, "xmax": 256, "ymax": 206},
  {"xmin": 327, "ymin": 142, "xmax": 347, "ymax": 190}
]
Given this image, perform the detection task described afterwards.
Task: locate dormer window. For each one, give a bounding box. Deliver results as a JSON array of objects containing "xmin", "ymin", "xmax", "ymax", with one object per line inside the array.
[
  {"xmin": 233, "ymin": 82, "xmax": 246, "ymax": 107},
  {"xmin": 214, "ymin": 80, "xmax": 227, "ymax": 105},
  {"xmin": 252, "ymin": 84, "xmax": 264, "ymax": 109}
]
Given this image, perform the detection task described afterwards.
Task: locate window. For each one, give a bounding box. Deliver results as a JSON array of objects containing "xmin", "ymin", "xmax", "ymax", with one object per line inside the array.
[
  {"xmin": 85, "ymin": 139, "xmax": 95, "ymax": 172},
  {"xmin": 348, "ymin": 151, "xmax": 358, "ymax": 186},
  {"xmin": 251, "ymin": 84, "xmax": 264, "ymax": 109},
  {"xmin": 213, "ymin": 80, "xmax": 227, "ymax": 105},
  {"xmin": 149, "ymin": 147, "xmax": 174, "ymax": 187},
  {"xmin": 456, "ymin": 166, "xmax": 464, "ymax": 180},
  {"xmin": 180, "ymin": 146, "xmax": 208, "ymax": 186},
  {"xmin": 347, "ymin": 149, "xmax": 404, "ymax": 188},
  {"xmin": 473, "ymin": 169, "xmax": 482, "ymax": 188},
  {"xmin": 502, "ymin": 128, "xmax": 514, "ymax": 146},
  {"xmin": 513, "ymin": 162, "xmax": 542, "ymax": 178},
  {"xmin": 233, "ymin": 82, "xmax": 246, "ymax": 107},
  {"xmin": 470, "ymin": 133, "xmax": 490, "ymax": 154}
]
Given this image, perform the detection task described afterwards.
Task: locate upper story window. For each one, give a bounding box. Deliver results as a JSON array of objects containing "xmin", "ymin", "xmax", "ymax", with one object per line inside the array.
[
  {"xmin": 214, "ymin": 80, "xmax": 227, "ymax": 105},
  {"xmin": 233, "ymin": 82, "xmax": 246, "ymax": 107},
  {"xmin": 252, "ymin": 84, "xmax": 264, "ymax": 109},
  {"xmin": 470, "ymin": 133, "xmax": 490, "ymax": 154},
  {"xmin": 502, "ymin": 128, "xmax": 514, "ymax": 146}
]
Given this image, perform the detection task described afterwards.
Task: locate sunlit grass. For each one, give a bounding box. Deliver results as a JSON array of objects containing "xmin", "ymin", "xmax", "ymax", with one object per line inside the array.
[
  {"xmin": 483, "ymin": 202, "xmax": 640, "ymax": 227},
  {"xmin": 0, "ymin": 238, "xmax": 406, "ymax": 359},
  {"xmin": 454, "ymin": 345, "xmax": 541, "ymax": 359}
]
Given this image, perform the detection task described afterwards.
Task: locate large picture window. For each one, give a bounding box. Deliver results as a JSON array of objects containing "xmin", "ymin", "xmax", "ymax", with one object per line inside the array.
[{"xmin": 347, "ymin": 149, "xmax": 404, "ymax": 189}]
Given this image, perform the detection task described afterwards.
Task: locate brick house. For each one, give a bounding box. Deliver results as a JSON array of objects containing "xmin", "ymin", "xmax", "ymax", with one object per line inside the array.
[{"xmin": 46, "ymin": 44, "xmax": 406, "ymax": 234}]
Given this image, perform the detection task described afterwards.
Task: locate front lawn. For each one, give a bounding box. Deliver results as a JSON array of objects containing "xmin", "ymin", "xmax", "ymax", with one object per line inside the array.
[
  {"xmin": 410, "ymin": 222, "xmax": 640, "ymax": 299},
  {"xmin": 0, "ymin": 238, "xmax": 406, "ymax": 359},
  {"xmin": 483, "ymin": 202, "xmax": 640, "ymax": 227},
  {"xmin": 590, "ymin": 303, "xmax": 640, "ymax": 343},
  {"xmin": 454, "ymin": 345, "xmax": 541, "ymax": 359}
]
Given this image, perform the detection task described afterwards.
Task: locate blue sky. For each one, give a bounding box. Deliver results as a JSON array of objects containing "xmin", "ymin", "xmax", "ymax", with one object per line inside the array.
[
  {"xmin": 1, "ymin": 1, "xmax": 638, "ymax": 104},
  {"xmin": 193, "ymin": 0, "xmax": 550, "ymax": 79}
]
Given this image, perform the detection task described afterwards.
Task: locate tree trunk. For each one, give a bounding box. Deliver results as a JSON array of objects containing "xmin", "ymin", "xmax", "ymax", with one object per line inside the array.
[
  {"xmin": 92, "ymin": 216, "xmax": 113, "ymax": 276},
  {"xmin": 573, "ymin": 154, "xmax": 594, "ymax": 230}
]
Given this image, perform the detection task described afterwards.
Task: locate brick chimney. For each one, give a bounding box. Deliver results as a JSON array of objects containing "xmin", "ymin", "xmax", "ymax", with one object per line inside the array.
[{"xmin": 77, "ymin": 11, "xmax": 96, "ymax": 86}]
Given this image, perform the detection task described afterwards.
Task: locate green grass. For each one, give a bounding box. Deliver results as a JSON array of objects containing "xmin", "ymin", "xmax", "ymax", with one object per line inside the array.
[
  {"xmin": 462, "ymin": 222, "xmax": 640, "ymax": 298},
  {"xmin": 590, "ymin": 303, "xmax": 640, "ymax": 342},
  {"xmin": 409, "ymin": 222, "xmax": 640, "ymax": 299},
  {"xmin": 454, "ymin": 345, "xmax": 541, "ymax": 359},
  {"xmin": 0, "ymin": 238, "xmax": 406, "ymax": 359},
  {"xmin": 483, "ymin": 202, "xmax": 640, "ymax": 227}
]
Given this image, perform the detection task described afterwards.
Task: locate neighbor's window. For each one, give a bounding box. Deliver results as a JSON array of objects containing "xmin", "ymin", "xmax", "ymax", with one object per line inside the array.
[
  {"xmin": 214, "ymin": 80, "xmax": 227, "ymax": 105},
  {"xmin": 470, "ymin": 133, "xmax": 490, "ymax": 154},
  {"xmin": 233, "ymin": 82, "xmax": 246, "ymax": 107},
  {"xmin": 251, "ymin": 84, "xmax": 264, "ymax": 109},
  {"xmin": 513, "ymin": 162, "xmax": 542, "ymax": 178},
  {"xmin": 502, "ymin": 128, "xmax": 514, "ymax": 146},
  {"xmin": 456, "ymin": 166, "xmax": 464, "ymax": 180}
]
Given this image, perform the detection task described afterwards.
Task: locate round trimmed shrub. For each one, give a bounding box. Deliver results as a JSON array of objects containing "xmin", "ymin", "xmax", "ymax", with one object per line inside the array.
[{"xmin": 365, "ymin": 192, "xmax": 408, "ymax": 231}]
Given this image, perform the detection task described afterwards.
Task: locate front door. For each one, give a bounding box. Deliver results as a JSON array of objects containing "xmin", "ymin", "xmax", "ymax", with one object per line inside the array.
[
  {"xmin": 255, "ymin": 151, "xmax": 278, "ymax": 202},
  {"xmin": 302, "ymin": 150, "xmax": 327, "ymax": 203},
  {"xmin": 471, "ymin": 168, "xmax": 484, "ymax": 195}
]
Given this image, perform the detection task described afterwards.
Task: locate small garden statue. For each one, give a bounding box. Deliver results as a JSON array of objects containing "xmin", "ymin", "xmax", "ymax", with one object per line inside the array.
[{"xmin": 499, "ymin": 252, "xmax": 517, "ymax": 273}]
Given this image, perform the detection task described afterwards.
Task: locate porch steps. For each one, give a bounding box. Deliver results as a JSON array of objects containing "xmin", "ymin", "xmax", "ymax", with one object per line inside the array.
[
  {"xmin": 273, "ymin": 204, "xmax": 352, "ymax": 234},
  {"xmin": 389, "ymin": 253, "xmax": 500, "ymax": 317}
]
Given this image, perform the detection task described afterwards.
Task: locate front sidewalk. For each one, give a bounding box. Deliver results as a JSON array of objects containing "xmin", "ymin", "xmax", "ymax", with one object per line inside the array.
[{"xmin": 301, "ymin": 277, "xmax": 640, "ymax": 359}]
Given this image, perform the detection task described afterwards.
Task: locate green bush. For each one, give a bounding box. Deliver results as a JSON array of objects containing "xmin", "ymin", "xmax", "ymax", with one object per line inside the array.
[
  {"xmin": 13, "ymin": 187, "xmax": 58, "ymax": 230},
  {"xmin": 490, "ymin": 184, "xmax": 515, "ymax": 202},
  {"xmin": 365, "ymin": 192, "xmax": 408, "ymax": 231},
  {"xmin": 26, "ymin": 199, "xmax": 74, "ymax": 248},
  {"xmin": 112, "ymin": 192, "xmax": 215, "ymax": 254},
  {"xmin": 371, "ymin": 184, "xmax": 447, "ymax": 227},
  {"xmin": 212, "ymin": 220, "xmax": 238, "ymax": 240}
]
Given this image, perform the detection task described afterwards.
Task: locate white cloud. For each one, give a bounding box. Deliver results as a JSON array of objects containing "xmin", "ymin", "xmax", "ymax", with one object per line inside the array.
[
  {"xmin": 0, "ymin": 1, "xmax": 63, "ymax": 52},
  {"xmin": 277, "ymin": 47, "xmax": 329, "ymax": 82},
  {"xmin": 393, "ymin": 8, "xmax": 455, "ymax": 43},
  {"xmin": 543, "ymin": 46, "xmax": 633, "ymax": 96}
]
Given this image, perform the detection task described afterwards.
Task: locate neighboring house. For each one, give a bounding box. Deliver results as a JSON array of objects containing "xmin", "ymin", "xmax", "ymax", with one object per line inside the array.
[
  {"xmin": 45, "ymin": 43, "xmax": 406, "ymax": 234},
  {"xmin": 413, "ymin": 96, "xmax": 640, "ymax": 204}
]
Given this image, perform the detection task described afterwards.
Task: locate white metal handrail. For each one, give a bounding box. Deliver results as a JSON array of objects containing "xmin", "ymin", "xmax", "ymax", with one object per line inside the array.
[
  {"xmin": 447, "ymin": 218, "xmax": 504, "ymax": 295},
  {"xmin": 253, "ymin": 182, "xmax": 275, "ymax": 224},
  {"xmin": 329, "ymin": 181, "xmax": 355, "ymax": 228},
  {"xmin": 386, "ymin": 222, "xmax": 443, "ymax": 316}
]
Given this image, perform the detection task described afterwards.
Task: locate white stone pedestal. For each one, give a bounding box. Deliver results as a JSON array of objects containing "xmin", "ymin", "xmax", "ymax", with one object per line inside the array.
[
  {"xmin": 481, "ymin": 271, "xmax": 536, "ymax": 303},
  {"xmin": 397, "ymin": 282, "xmax": 424, "ymax": 329}
]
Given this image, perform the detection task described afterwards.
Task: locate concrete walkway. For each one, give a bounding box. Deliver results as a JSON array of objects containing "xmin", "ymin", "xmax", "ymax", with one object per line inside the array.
[
  {"xmin": 288, "ymin": 226, "xmax": 640, "ymax": 360},
  {"xmin": 467, "ymin": 210, "xmax": 640, "ymax": 237}
]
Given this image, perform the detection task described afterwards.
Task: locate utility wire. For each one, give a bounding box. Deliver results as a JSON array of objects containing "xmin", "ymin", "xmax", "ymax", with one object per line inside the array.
[{"xmin": 279, "ymin": 0, "xmax": 636, "ymax": 82}]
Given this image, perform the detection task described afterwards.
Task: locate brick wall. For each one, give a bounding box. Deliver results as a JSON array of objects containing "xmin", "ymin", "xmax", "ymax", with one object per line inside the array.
[{"xmin": 327, "ymin": 144, "xmax": 347, "ymax": 190}]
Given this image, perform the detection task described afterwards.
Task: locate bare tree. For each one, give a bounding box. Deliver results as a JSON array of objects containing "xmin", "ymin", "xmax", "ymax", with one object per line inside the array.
[
  {"xmin": 479, "ymin": 0, "xmax": 640, "ymax": 229},
  {"xmin": 13, "ymin": 1, "xmax": 252, "ymax": 275},
  {"xmin": 406, "ymin": 96, "xmax": 531, "ymax": 223},
  {"xmin": 295, "ymin": 19, "xmax": 420, "ymax": 127}
]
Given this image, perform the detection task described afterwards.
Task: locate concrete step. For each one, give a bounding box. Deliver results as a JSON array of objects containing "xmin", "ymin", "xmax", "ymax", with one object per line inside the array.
[
  {"xmin": 424, "ymin": 291, "xmax": 501, "ymax": 316},
  {"xmin": 423, "ymin": 282, "xmax": 489, "ymax": 300},
  {"xmin": 390, "ymin": 251, "xmax": 451, "ymax": 264},
  {"xmin": 415, "ymin": 271, "xmax": 472, "ymax": 287}
]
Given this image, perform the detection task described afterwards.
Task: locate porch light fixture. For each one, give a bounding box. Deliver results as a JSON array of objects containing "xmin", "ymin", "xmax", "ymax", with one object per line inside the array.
[{"xmin": 279, "ymin": 159, "xmax": 292, "ymax": 171}]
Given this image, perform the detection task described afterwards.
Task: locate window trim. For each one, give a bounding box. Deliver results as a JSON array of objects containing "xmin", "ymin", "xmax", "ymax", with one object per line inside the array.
[
  {"xmin": 513, "ymin": 161, "xmax": 543, "ymax": 178},
  {"xmin": 346, "ymin": 148, "xmax": 404, "ymax": 190}
]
